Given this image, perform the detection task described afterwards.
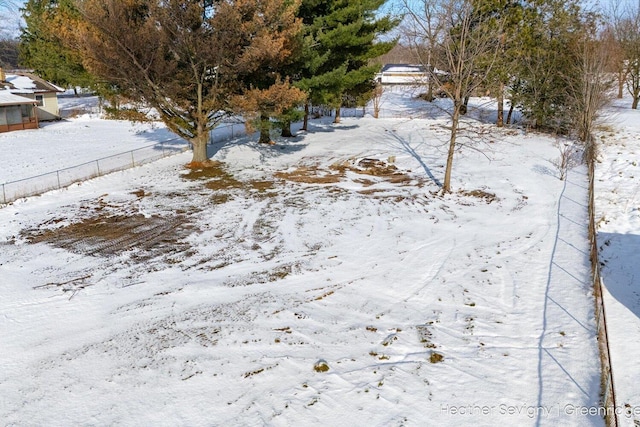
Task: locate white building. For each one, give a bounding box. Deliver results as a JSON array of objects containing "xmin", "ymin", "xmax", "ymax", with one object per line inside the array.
[{"xmin": 376, "ymin": 64, "xmax": 429, "ymax": 85}]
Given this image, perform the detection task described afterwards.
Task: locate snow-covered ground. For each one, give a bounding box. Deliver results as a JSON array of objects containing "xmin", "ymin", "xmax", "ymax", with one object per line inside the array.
[
  {"xmin": 0, "ymin": 96, "xmax": 178, "ymax": 184},
  {"xmin": 0, "ymin": 87, "xmax": 614, "ymax": 426},
  {"xmin": 594, "ymin": 95, "xmax": 640, "ymax": 427}
]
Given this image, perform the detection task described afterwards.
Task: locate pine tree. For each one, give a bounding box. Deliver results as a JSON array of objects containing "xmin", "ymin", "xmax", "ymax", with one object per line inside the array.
[
  {"xmin": 297, "ymin": 0, "xmax": 398, "ymax": 124},
  {"xmin": 20, "ymin": 0, "xmax": 94, "ymax": 90},
  {"xmin": 509, "ymin": 0, "xmax": 585, "ymax": 131},
  {"xmin": 51, "ymin": 0, "xmax": 301, "ymax": 163},
  {"xmin": 229, "ymin": 0, "xmax": 306, "ymax": 144}
]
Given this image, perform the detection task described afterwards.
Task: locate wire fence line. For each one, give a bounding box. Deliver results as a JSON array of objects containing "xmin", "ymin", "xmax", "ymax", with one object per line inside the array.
[
  {"xmin": 0, "ymin": 107, "xmax": 374, "ymax": 206},
  {"xmin": 586, "ymin": 140, "xmax": 618, "ymax": 427},
  {"xmin": 1, "ymin": 122, "xmax": 245, "ymax": 205},
  {"xmin": 0, "ymin": 101, "xmax": 485, "ymax": 207}
]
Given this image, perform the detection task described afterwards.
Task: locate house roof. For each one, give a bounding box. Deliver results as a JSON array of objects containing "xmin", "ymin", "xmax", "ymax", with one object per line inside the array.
[
  {"xmin": 0, "ymin": 90, "xmax": 39, "ymax": 106},
  {"xmin": 380, "ymin": 64, "xmax": 427, "ymax": 74},
  {"xmin": 3, "ymin": 72, "xmax": 65, "ymax": 94}
]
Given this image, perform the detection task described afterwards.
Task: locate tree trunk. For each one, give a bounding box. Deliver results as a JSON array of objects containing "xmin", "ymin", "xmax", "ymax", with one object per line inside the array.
[
  {"xmin": 302, "ymin": 102, "xmax": 309, "ymax": 131},
  {"xmin": 460, "ymin": 96, "xmax": 469, "ymax": 115},
  {"xmin": 427, "ymin": 79, "xmax": 434, "ymax": 102},
  {"xmin": 618, "ymin": 69, "xmax": 625, "ymax": 99},
  {"xmin": 496, "ymin": 83, "xmax": 504, "ymax": 127},
  {"xmin": 259, "ymin": 112, "xmax": 272, "ymax": 144},
  {"xmin": 633, "ymin": 95, "xmax": 639, "ymax": 110},
  {"xmin": 506, "ymin": 102, "xmax": 515, "ymax": 125},
  {"xmin": 190, "ymin": 121, "xmax": 209, "ymax": 164},
  {"xmin": 190, "ymin": 81, "xmax": 209, "ymax": 163},
  {"xmin": 334, "ymin": 106, "xmax": 341, "ymax": 124},
  {"xmin": 281, "ymin": 119, "xmax": 294, "ymax": 137},
  {"xmin": 443, "ymin": 101, "xmax": 461, "ymax": 193}
]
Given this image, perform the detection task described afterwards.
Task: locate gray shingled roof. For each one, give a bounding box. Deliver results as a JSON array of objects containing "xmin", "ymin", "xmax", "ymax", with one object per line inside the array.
[
  {"xmin": 5, "ymin": 72, "xmax": 65, "ymax": 94},
  {"xmin": 0, "ymin": 90, "xmax": 38, "ymax": 106}
]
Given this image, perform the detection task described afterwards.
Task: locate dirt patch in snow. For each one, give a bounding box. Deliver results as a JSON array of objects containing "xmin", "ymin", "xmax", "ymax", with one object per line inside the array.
[
  {"xmin": 24, "ymin": 213, "xmax": 192, "ymax": 258},
  {"xmin": 459, "ymin": 189, "xmax": 499, "ymax": 204},
  {"xmin": 275, "ymin": 158, "xmax": 420, "ymax": 186},
  {"xmin": 182, "ymin": 161, "xmax": 275, "ymax": 193}
]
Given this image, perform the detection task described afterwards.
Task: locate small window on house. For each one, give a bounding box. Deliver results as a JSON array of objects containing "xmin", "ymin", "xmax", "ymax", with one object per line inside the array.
[{"xmin": 35, "ymin": 95, "xmax": 44, "ymax": 106}]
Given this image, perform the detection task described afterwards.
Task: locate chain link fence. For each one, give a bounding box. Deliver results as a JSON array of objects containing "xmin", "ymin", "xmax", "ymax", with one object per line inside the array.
[
  {"xmin": 1, "ymin": 122, "xmax": 247, "ymax": 205},
  {"xmin": 3, "ymin": 104, "xmax": 438, "ymax": 205}
]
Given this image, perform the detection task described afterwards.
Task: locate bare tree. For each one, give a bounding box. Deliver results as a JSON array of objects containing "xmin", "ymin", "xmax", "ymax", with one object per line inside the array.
[
  {"xmin": 403, "ymin": 0, "xmax": 505, "ymax": 193},
  {"xmin": 610, "ymin": 1, "xmax": 640, "ymax": 108},
  {"xmin": 551, "ymin": 139, "xmax": 581, "ymax": 181},
  {"xmin": 569, "ymin": 19, "xmax": 615, "ymax": 145},
  {"xmin": 401, "ymin": 0, "xmax": 445, "ymax": 103},
  {"xmin": 0, "ymin": 36, "xmax": 19, "ymax": 68},
  {"xmin": 371, "ymin": 83, "xmax": 384, "ymax": 118}
]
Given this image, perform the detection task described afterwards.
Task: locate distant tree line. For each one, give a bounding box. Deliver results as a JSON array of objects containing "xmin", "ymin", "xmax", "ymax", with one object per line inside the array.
[{"xmin": 0, "ymin": 0, "xmax": 20, "ymax": 67}]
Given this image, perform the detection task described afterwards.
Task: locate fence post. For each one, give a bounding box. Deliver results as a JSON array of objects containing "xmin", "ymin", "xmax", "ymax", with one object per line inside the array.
[
  {"xmin": 96, "ymin": 160, "xmax": 101, "ymax": 176},
  {"xmin": 56, "ymin": 170, "xmax": 61, "ymax": 189},
  {"xmin": 131, "ymin": 151, "xmax": 135, "ymax": 168},
  {"xmin": 2, "ymin": 183, "xmax": 5, "ymax": 204}
]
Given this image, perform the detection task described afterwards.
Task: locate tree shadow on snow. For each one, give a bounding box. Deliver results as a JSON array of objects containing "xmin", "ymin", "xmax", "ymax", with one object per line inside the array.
[
  {"xmin": 205, "ymin": 117, "xmax": 359, "ymax": 160},
  {"xmin": 381, "ymin": 128, "xmax": 443, "ymax": 188},
  {"xmin": 598, "ymin": 231, "xmax": 640, "ymax": 319}
]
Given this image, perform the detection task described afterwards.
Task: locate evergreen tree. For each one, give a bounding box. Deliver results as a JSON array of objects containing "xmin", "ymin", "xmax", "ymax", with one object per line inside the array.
[
  {"xmin": 509, "ymin": 0, "xmax": 585, "ymax": 132},
  {"xmin": 297, "ymin": 0, "xmax": 399, "ymax": 124},
  {"xmin": 230, "ymin": 0, "xmax": 306, "ymax": 144},
  {"xmin": 20, "ymin": 0, "xmax": 94, "ymax": 90},
  {"xmin": 54, "ymin": 0, "xmax": 302, "ymax": 164}
]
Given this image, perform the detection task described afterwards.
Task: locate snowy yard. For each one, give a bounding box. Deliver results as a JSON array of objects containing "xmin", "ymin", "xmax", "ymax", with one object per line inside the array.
[
  {"xmin": 0, "ymin": 99, "xmax": 179, "ymax": 184},
  {"xmin": 594, "ymin": 97, "xmax": 640, "ymax": 427},
  {"xmin": 1, "ymin": 87, "xmax": 630, "ymax": 426}
]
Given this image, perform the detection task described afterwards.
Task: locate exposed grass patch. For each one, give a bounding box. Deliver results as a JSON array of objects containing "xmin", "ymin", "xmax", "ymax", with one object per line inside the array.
[
  {"xmin": 275, "ymin": 165, "xmax": 343, "ymax": 184},
  {"xmin": 182, "ymin": 161, "xmax": 242, "ymax": 189},
  {"xmin": 248, "ymin": 180, "xmax": 275, "ymax": 192},
  {"xmin": 275, "ymin": 158, "xmax": 418, "ymax": 188},
  {"xmin": 313, "ymin": 360, "xmax": 330, "ymax": 372},
  {"xmin": 183, "ymin": 161, "xmax": 277, "ymax": 199},
  {"xmin": 131, "ymin": 189, "xmax": 149, "ymax": 198},
  {"xmin": 417, "ymin": 324, "xmax": 437, "ymax": 348},
  {"xmin": 24, "ymin": 212, "xmax": 192, "ymax": 258},
  {"xmin": 429, "ymin": 352, "xmax": 444, "ymax": 363},
  {"xmin": 243, "ymin": 368, "xmax": 265, "ymax": 378},
  {"xmin": 459, "ymin": 189, "xmax": 498, "ymax": 204},
  {"xmin": 211, "ymin": 193, "xmax": 231, "ymax": 204}
]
